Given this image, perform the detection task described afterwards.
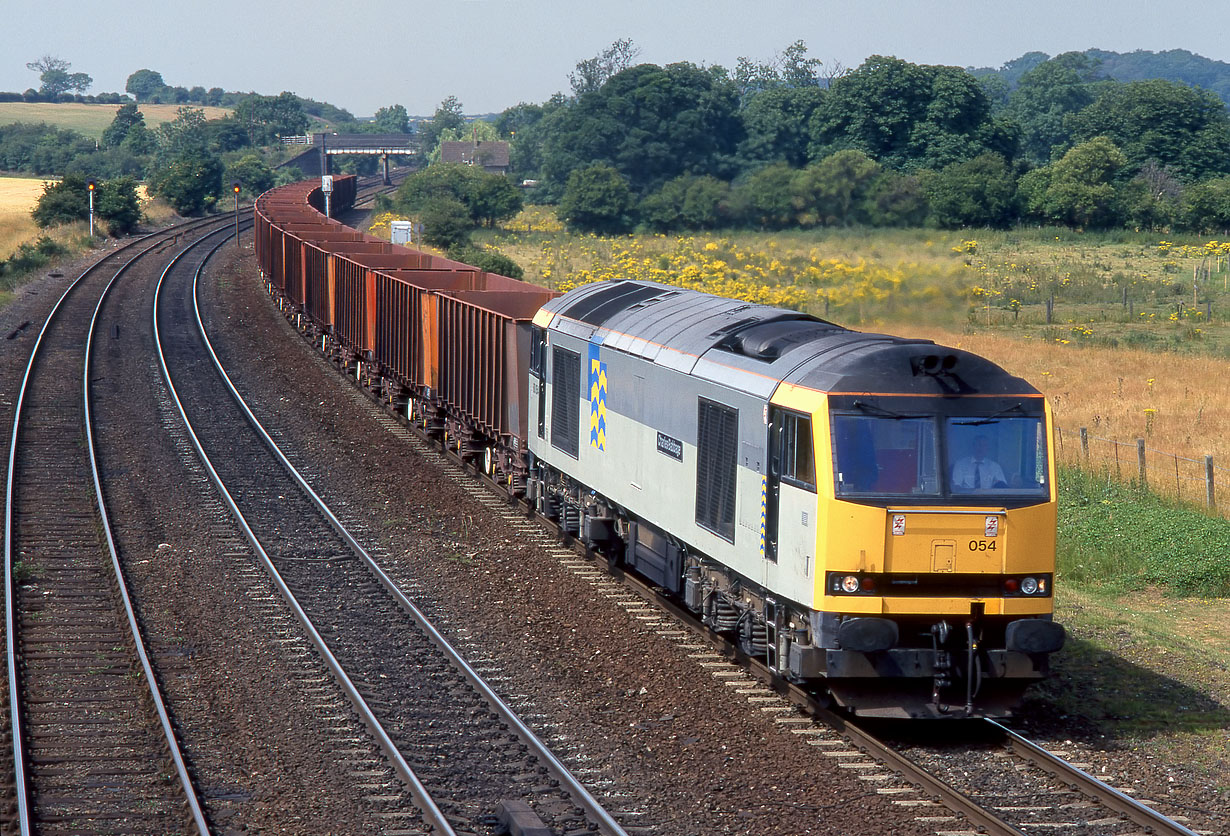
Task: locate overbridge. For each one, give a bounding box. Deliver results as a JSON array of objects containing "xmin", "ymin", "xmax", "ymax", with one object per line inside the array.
[{"xmin": 282, "ymin": 133, "xmax": 418, "ymax": 184}]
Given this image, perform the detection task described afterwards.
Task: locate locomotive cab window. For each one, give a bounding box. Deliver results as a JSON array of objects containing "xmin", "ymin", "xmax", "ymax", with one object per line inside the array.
[
  {"xmin": 832, "ymin": 415, "xmax": 939, "ymax": 496},
  {"xmin": 773, "ymin": 409, "xmax": 816, "ymax": 492},
  {"xmin": 529, "ymin": 326, "xmax": 546, "ymax": 379},
  {"xmin": 947, "ymin": 416, "xmax": 1048, "ymax": 497}
]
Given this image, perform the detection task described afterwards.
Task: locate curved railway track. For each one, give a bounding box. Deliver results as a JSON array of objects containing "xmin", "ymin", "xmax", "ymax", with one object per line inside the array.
[
  {"xmin": 3, "ymin": 220, "xmax": 229, "ymax": 835},
  {"xmin": 153, "ymin": 210, "xmax": 633, "ymax": 835},
  {"xmin": 255, "ymin": 271, "xmax": 1219, "ymax": 836}
]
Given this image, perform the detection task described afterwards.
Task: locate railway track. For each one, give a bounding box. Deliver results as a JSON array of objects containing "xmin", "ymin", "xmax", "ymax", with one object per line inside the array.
[
  {"xmin": 249, "ymin": 270, "xmax": 1220, "ymax": 836},
  {"xmin": 2, "ymin": 221, "xmax": 229, "ymax": 835},
  {"xmin": 154, "ymin": 219, "xmax": 633, "ymax": 835}
]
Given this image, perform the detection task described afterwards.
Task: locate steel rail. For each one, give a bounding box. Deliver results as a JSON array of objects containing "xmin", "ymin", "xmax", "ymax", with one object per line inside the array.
[
  {"xmin": 987, "ymin": 719, "xmax": 1204, "ymax": 836},
  {"xmin": 4, "ymin": 221, "xmax": 223, "ymax": 835},
  {"xmin": 567, "ymin": 534, "xmax": 1031, "ymax": 836},
  {"xmin": 152, "ymin": 226, "xmax": 458, "ymax": 836},
  {"xmin": 191, "ymin": 229, "xmax": 631, "ymax": 836},
  {"xmin": 82, "ymin": 227, "xmax": 231, "ymax": 836}
]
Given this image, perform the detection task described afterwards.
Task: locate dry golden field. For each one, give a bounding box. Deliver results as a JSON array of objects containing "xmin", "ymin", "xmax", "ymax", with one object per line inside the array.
[
  {"xmin": 901, "ymin": 326, "xmax": 1230, "ymax": 467},
  {"xmin": 0, "ymin": 176, "xmax": 50, "ymax": 257},
  {"xmin": 0, "ymin": 102, "xmax": 231, "ymax": 139}
]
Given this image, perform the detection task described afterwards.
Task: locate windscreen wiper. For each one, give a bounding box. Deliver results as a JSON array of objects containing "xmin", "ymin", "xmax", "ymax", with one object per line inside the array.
[
  {"xmin": 952, "ymin": 402, "xmax": 1026, "ymax": 426},
  {"xmin": 852, "ymin": 400, "xmax": 911, "ymax": 419}
]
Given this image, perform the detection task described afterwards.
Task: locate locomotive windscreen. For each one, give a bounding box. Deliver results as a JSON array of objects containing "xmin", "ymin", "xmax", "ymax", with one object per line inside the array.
[{"xmin": 832, "ymin": 413, "xmax": 1048, "ymax": 501}]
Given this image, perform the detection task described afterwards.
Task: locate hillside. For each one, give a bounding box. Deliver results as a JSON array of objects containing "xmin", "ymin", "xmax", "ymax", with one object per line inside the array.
[
  {"xmin": 0, "ymin": 102, "xmax": 231, "ymax": 140},
  {"xmin": 971, "ymin": 48, "xmax": 1230, "ymax": 104}
]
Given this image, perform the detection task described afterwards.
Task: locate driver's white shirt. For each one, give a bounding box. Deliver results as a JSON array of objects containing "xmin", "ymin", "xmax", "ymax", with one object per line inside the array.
[{"xmin": 952, "ymin": 457, "xmax": 1006, "ymax": 489}]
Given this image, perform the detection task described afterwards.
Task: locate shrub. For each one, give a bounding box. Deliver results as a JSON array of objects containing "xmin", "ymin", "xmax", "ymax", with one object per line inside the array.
[{"xmin": 446, "ymin": 243, "xmax": 524, "ymax": 279}]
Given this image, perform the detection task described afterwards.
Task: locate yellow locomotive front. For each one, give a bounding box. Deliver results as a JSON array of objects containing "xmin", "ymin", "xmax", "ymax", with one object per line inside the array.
[{"xmin": 802, "ymin": 387, "xmax": 1064, "ymax": 718}]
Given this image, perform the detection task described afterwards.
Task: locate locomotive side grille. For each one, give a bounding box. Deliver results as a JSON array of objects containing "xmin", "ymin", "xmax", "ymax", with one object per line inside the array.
[
  {"xmin": 551, "ymin": 346, "xmax": 581, "ymax": 458},
  {"xmin": 696, "ymin": 398, "xmax": 738, "ymax": 543}
]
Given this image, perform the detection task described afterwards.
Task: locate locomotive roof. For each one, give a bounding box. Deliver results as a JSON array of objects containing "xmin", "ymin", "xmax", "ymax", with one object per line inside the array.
[{"xmin": 541, "ymin": 280, "xmax": 1040, "ymax": 400}]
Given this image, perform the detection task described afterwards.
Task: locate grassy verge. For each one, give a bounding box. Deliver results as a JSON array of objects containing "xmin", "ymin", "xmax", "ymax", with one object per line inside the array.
[
  {"xmin": 1040, "ymin": 466, "xmax": 1230, "ymax": 758},
  {"xmin": 1057, "ymin": 466, "xmax": 1230, "ymax": 596}
]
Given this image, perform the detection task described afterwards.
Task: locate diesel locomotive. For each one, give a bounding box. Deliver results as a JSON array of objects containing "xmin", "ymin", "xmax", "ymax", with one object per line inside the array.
[{"xmin": 254, "ymin": 178, "xmax": 1065, "ymax": 719}]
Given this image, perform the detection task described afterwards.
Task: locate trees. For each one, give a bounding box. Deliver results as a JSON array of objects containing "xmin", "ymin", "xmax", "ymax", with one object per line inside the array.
[
  {"xmin": 1021, "ymin": 137, "xmax": 1129, "ymax": 229},
  {"xmin": 557, "ymin": 164, "xmax": 634, "ymax": 233},
  {"xmin": 731, "ymin": 40, "xmax": 826, "ymax": 102},
  {"xmin": 232, "ymin": 92, "xmax": 308, "ymax": 145},
  {"xmin": 640, "ymin": 174, "xmax": 732, "ymax": 231},
  {"xmin": 738, "ymin": 86, "xmax": 826, "ymax": 168},
  {"xmin": 418, "ymin": 96, "xmax": 466, "ymax": 156},
  {"xmin": 1181, "ymin": 177, "xmax": 1230, "ymax": 234},
  {"xmin": 569, "ymin": 38, "xmax": 641, "ymax": 98},
  {"xmin": 808, "ymin": 56, "xmax": 1009, "ymax": 171},
  {"xmin": 540, "ymin": 62, "xmax": 743, "ymax": 196},
  {"xmin": 31, "ymin": 173, "xmax": 90, "ymax": 227},
  {"xmin": 148, "ymin": 107, "xmax": 223, "ymax": 215},
  {"xmin": 420, "ymin": 197, "xmax": 473, "ymax": 249},
  {"xmin": 223, "ymin": 155, "xmax": 276, "ymax": 198},
  {"xmin": 126, "ymin": 69, "xmax": 167, "ymax": 102},
  {"xmin": 372, "ymin": 104, "xmax": 411, "ymax": 134},
  {"xmin": 394, "ymin": 163, "xmax": 522, "ymax": 228},
  {"xmin": 101, "ymin": 103, "xmax": 146, "ymax": 149},
  {"xmin": 149, "ymin": 152, "xmax": 224, "ymax": 215},
  {"xmin": 94, "ymin": 177, "xmax": 141, "ymax": 234},
  {"xmin": 32, "ymin": 173, "xmax": 140, "ymax": 234},
  {"xmin": 737, "ymin": 163, "xmax": 798, "ymax": 228},
  {"xmin": 0, "ymin": 124, "xmax": 97, "ymax": 175},
  {"xmin": 445, "ymin": 244, "xmax": 524, "ymax": 279},
  {"xmin": 1007, "ymin": 53, "xmax": 1098, "ymax": 164},
  {"xmin": 921, "ymin": 153, "xmax": 1018, "ymax": 228},
  {"xmin": 806, "ymin": 149, "xmax": 882, "ymax": 226},
  {"xmin": 27, "ymin": 56, "xmax": 91, "ymax": 98},
  {"xmin": 1067, "ymin": 79, "xmax": 1230, "ymax": 181}
]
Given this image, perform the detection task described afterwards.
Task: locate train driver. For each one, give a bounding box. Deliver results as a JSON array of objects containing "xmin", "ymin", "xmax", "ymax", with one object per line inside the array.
[{"xmin": 951, "ymin": 434, "xmax": 1007, "ymax": 491}]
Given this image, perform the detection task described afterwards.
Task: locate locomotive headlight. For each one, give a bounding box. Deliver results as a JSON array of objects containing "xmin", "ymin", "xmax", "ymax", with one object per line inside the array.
[
  {"xmin": 1021, "ymin": 577, "xmax": 1039, "ymax": 595},
  {"xmin": 841, "ymin": 575, "xmax": 860, "ymax": 593}
]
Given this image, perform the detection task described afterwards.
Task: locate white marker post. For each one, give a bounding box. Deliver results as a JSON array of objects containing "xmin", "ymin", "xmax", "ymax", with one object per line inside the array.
[{"xmin": 321, "ymin": 174, "xmax": 333, "ymax": 218}]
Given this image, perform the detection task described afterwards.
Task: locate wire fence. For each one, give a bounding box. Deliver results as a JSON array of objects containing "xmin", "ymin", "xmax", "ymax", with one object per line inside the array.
[{"xmin": 1055, "ymin": 425, "xmax": 1226, "ymax": 512}]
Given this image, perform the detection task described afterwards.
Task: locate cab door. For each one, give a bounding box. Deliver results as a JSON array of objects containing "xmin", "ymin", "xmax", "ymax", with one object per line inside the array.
[{"xmin": 768, "ymin": 407, "xmax": 817, "ymax": 571}]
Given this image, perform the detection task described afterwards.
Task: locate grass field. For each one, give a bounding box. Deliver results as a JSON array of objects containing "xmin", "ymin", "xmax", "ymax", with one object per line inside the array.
[{"xmin": 0, "ymin": 102, "xmax": 231, "ymax": 139}]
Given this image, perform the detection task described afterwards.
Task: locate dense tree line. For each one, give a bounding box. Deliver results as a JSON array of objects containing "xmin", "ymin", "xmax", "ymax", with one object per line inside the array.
[{"xmin": 493, "ymin": 43, "xmax": 1230, "ymax": 235}]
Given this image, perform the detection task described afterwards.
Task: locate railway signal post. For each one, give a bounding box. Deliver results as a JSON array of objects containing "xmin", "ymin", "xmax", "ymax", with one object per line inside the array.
[
  {"xmin": 232, "ymin": 181, "xmax": 241, "ymax": 248},
  {"xmin": 87, "ymin": 179, "xmax": 95, "ymax": 237}
]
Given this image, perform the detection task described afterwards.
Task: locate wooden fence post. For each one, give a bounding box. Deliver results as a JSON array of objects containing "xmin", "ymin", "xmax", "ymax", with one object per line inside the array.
[
  {"xmin": 1080, "ymin": 427, "xmax": 1089, "ymax": 462},
  {"xmin": 1137, "ymin": 438, "xmax": 1147, "ymax": 488},
  {"xmin": 1208, "ymin": 456, "xmax": 1216, "ymax": 510}
]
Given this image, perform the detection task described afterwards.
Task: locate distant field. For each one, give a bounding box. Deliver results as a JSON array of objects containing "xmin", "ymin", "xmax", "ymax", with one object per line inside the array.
[{"xmin": 0, "ymin": 102, "xmax": 232, "ymax": 139}]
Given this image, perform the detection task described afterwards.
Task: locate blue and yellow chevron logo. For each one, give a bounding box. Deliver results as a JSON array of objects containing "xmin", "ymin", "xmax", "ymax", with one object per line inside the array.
[
  {"xmin": 759, "ymin": 475, "xmax": 767, "ymax": 558},
  {"xmin": 588, "ymin": 345, "xmax": 607, "ymax": 451}
]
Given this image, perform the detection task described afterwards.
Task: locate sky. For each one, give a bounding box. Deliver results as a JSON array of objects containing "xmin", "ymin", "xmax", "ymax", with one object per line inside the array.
[{"xmin": 6, "ymin": 0, "xmax": 1230, "ymax": 118}]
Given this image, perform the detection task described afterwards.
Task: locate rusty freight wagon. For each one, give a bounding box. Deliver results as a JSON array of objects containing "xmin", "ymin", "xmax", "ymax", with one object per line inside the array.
[{"xmin": 253, "ymin": 178, "xmax": 558, "ymax": 487}]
